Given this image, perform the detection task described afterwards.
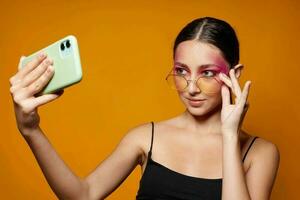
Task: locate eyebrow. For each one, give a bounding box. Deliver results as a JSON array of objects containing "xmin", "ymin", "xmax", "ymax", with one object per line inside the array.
[{"xmin": 174, "ymin": 61, "xmax": 221, "ymax": 69}]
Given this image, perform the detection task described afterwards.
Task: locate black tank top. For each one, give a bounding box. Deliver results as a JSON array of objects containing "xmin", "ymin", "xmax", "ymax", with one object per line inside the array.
[{"xmin": 136, "ymin": 121, "xmax": 258, "ymax": 200}]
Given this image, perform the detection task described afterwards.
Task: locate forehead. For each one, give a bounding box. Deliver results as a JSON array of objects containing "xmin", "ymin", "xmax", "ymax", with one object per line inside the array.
[{"xmin": 174, "ymin": 40, "xmax": 229, "ymax": 70}]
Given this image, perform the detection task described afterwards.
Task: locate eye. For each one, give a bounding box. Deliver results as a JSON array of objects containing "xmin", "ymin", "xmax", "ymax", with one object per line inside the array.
[
  {"xmin": 201, "ymin": 70, "xmax": 217, "ymax": 77},
  {"xmin": 174, "ymin": 67, "xmax": 187, "ymax": 75}
]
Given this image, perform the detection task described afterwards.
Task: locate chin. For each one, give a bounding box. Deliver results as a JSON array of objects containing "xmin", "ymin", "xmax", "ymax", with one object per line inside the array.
[{"xmin": 187, "ymin": 106, "xmax": 208, "ymax": 115}]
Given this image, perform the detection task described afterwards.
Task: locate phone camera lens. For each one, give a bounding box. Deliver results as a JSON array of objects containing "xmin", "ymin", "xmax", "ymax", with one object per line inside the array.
[
  {"xmin": 66, "ymin": 40, "xmax": 71, "ymax": 48},
  {"xmin": 60, "ymin": 43, "xmax": 65, "ymax": 51}
]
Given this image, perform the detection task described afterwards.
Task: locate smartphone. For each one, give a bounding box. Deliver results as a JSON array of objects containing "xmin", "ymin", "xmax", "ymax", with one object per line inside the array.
[{"xmin": 19, "ymin": 35, "xmax": 83, "ymax": 96}]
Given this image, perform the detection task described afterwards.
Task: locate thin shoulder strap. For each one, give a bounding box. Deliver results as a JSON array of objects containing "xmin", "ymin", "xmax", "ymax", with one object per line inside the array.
[
  {"xmin": 242, "ymin": 136, "xmax": 259, "ymax": 162},
  {"xmin": 148, "ymin": 121, "xmax": 154, "ymax": 158}
]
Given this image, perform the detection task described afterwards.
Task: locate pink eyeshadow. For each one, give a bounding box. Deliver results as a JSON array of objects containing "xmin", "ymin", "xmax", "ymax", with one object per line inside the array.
[
  {"xmin": 198, "ymin": 65, "xmax": 228, "ymax": 74},
  {"xmin": 213, "ymin": 58, "xmax": 230, "ymax": 75},
  {"xmin": 217, "ymin": 65, "xmax": 229, "ymax": 75}
]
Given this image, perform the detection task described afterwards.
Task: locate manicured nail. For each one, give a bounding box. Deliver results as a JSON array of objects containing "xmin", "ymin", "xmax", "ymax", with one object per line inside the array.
[
  {"xmin": 47, "ymin": 65, "xmax": 53, "ymax": 73},
  {"xmin": 39, "ymin": 51, "xmax": 46, "ymax": 58},
  {"xmin": 46, "ymin": 58, "xmax": 54, "ymax": 65}
]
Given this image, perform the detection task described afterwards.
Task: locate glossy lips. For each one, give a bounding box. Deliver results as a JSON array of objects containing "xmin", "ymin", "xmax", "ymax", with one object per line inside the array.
[{"xmin": 186, "ymin": 98, "xmax": 206, "ymax": 106}]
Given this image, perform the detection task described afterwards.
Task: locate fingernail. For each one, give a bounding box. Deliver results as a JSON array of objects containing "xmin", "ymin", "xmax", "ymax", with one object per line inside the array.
[
  {"xmin": 39, "ymin": 51, "xmax": 46, "ymax": 58},
  {"xmin": 48, "ymin": 58, "xmax": 53, "ymax": 64},
  {"xmin": 47, "ymin": 65, "xmax": 53, "ymax": 73},
  {"xmin": 46, "ymin": 58, "xmax": 54, "ymax": 65}
]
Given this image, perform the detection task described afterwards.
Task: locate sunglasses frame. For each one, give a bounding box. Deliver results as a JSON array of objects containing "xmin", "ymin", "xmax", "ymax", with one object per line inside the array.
[{"xmin": 165, "ymin": 67, "xmax": 224, "ymax": 93}]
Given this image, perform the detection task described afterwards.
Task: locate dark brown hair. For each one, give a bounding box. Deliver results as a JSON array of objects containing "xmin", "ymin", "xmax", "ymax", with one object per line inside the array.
[{"xmin": 173, "ymin": 16, "xmax": 239, "ymax": 69}]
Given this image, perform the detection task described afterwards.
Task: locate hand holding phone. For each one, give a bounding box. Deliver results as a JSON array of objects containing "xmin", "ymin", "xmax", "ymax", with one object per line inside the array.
[
  {"xmin": 9, "ymin": 35, "xmax": 82, "ymax": 136},
  {"xmin": 19, "ymin": 35, "xmax": 83, "ymax": 96},
  {"xmin": 10, "ymin": 53, "xmax": 63, "ymax": 135}
]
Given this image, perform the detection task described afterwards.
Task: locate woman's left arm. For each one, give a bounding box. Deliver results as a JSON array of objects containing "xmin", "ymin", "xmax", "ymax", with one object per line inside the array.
[{"xmin": 219, "ymin": 66, "xmax": 280, "ymax": 200}]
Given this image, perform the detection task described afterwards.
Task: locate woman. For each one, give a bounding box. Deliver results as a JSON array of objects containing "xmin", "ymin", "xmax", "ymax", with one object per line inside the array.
[{"xmin": 9, "ymin": 16, "xmax": 280, "ymax": 200}]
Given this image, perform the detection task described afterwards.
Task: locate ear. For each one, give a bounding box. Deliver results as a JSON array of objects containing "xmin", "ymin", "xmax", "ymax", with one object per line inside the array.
[{"xmin": 233, "ymin": 64, "xmax": 244, "ymax": 79}]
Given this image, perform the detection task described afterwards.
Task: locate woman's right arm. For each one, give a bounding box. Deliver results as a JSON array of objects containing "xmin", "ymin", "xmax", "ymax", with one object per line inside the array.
[
  {"xmin": 22, "ymin": 125, "xmax": 145, "ymax": 200},
  {"xmin": 10, "ymin": 53, "xmax": 146, "ymax": 200},
  {"xmin": 22, "ymin": 127, "xmax": 90, "ymax": 200}
]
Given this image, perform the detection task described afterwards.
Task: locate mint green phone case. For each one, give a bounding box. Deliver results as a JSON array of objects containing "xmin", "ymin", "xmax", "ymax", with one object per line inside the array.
[{"xmin": 19, "ymin": 35, "xmax": 83, "ymax": 95}]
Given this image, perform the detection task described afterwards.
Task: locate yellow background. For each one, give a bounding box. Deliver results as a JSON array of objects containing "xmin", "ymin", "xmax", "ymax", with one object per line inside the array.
[{"xmin": 1, "ymin": 0, "xmax": 298, "ymax": 199}]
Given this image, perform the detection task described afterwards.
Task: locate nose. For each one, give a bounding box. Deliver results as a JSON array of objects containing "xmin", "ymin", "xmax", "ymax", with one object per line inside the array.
[{"xmin": 187, "ymin": 78, "xmax": 201, "ymax": 94}]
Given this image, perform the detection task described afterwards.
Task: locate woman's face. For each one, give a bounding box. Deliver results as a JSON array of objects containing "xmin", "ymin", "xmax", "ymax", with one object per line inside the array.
[{"xmin": 173, "ymin": 40, "xmax": 230, "ymax": 116}]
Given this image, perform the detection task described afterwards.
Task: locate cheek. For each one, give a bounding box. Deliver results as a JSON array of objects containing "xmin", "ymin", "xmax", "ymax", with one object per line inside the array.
[
  {"xmin": 206, "ymin": 92, "xmax": 222, "ymax": 105},
  {"xmin": 202, "ymin": 84, "xmax": 222, "ymax": 96},
  {"xmin": 199, "ymin": 82, "xmax": 223, "ymax": 97}
]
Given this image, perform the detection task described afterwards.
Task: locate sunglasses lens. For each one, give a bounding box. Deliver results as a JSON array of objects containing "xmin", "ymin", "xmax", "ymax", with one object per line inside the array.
[
  {"xmin": 166, "ymin": 74, "xmax": 222, "ymax": 94},
  {"xmin": 196, "ymin": 77, "xmax": 221, "ymax": 95},
  {"xmin": 166, "ymin": 75, "xmax": 187, "ymax": 91}
]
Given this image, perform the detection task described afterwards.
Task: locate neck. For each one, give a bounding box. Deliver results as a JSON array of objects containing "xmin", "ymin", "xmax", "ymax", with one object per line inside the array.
[{"xmin": 180, "ymin": 104, "xmax": 223, "ymax": 136}]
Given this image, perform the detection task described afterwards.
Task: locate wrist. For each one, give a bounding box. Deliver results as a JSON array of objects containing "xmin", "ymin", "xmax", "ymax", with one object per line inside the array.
[
  {"xmin": 222, "ymin": 131, "xmax": 239, "ymax": 142},
  {"xmin": 19, "ymin": 126, "xmax": 42, "ymax": 139}
]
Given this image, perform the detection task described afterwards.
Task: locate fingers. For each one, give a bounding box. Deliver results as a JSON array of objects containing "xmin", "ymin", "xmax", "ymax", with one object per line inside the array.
[
  {"xmin": 17, "ymin": 56, "xmax": 26, "ymax": 72},
  {"xmin": 26, "ymin": 65, "xmax": 55, "ymax": 97},
  {"xmin": 10, "ymin": 58, "xmax": 53, "ymax": 93},
  {"xmin": 10, "ymin": 52, "xmax": 47, "ymax": 86},
  {"xmin": 219, "ymin": 73, "xmax": 233, "ymax": 88},
  {"xmin": 219, "ymin": 65, "xmax": 243, "ymax": 102},
  {"xmin": 33, "ymin": 90, "xmax": 64, "ymax": 108},
  {"xmin": 229, "ymin": 67, "xmax": 242, "ymax": 98},
  {"xmin": 10, "ymin": 64, "xmax": 55, "ymax": 105},
  {"xmin": 9, "ymin": 53, "xmax": 63, "ymax": 117},
  {"xmin": 9, "ymin": 56, "xmax": 26, "ymax": 86},
  {"xmin": 221, "ymin": 85, "xmax": 231, "ymax": 107},
  {"xmin": 26, "ymin": 58, "xmax": 53, "ymax": 86},
  {"xmin": 237, "ymin": 81, "xmax": 251, "ymax": 109},
  {"xmin": 218, "ymin": 63, "xmax": 252, "ymax": 112}
]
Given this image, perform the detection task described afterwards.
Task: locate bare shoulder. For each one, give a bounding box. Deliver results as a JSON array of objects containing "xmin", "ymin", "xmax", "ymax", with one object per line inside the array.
[
  {"xmin": 240, "ymin": 130, "xmax": 280, "ymax": 160},
  {"xmin": 122, "ymin": 120, "xmax": 175, "ymax": 166},
  {"xmin": 242, "ymin": 134, "xmax": 281, "ymax": 173},
  {"xmin": 242, "ymin": 134, "xmax": 280, "ymax": 199},
  {"xmin": 123, "ymin": 121, "xmax": 152, "ymax": 142},
  {"xmin": 252, "ymin": 136, "xmax": 280, "ymax": 162},
  {"xmin": 239, "ymin": 130, "xmax": 280, "ymax": 171},
  {"xmin": 121, "ymin": 121, "xmax": 154, "ymax": 165}
]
